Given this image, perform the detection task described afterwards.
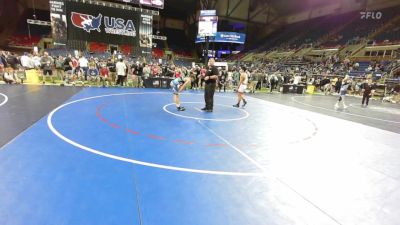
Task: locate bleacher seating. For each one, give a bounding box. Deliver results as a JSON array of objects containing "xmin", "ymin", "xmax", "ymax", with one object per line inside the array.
[
  {"xmin": 348, "ymin": 61, "xmax": 392, "ymax": 78},
  {"xmin": 163, "ymin": 28, "xmax": 191, "ymax": 49},
  {"xmin": 255, "ymin": 21, "xmax": 307, "ymax": 51},
  {"xmin": 89, "ymin": 42, "xmax": 108, "ymax": 53},
  {"xmin": 8, "ymin": 35, "xmax": 41, "ymax": 47},
  {"xmin": 349, "ymin": 62, "xmax": 369, "ymax": 77},
  {"xmin": 152, "ymin": 48, "xmax": 165, "ymax": 58},
  {"xmin": 327, "ymin": 6, "xmax": 400, "ymax": 45},
  {"xmin": 173, "ymin": 50, "xmax": 193, "ymax": 58},
  {"xmin": 15, "ymin": 9, "xmax": 51, "ymax": 37},
  {"xmin": 174, "ymin": 58, "xmax": 192, "ymax": 67},
  {"xmin": 162, "ymin": 28, "xmax": 193, "ymax": 58},
  {"xmin": 374, "ymin": 24, "xmax": 400, "ymax": 44},
  {"xmin": 46, "ymin": 48, "xmax": 74, "ymax": 57},
  {"xmin": 7, "ymin": 9, "xmax": 51, "ymax": 48},
  {"xmin": 153, "ymin": 39, "xmax": 166, "ymax": 49},
  {"xmin": 296, "ymin": 13, "xmax": 356, "ymax": 47},
  {"xmin": 248, "ymin": 5, "xmax": 400, "ymax": 53},
  {"xmin": 120, "ymin": 45, "xmax": 132, "ymax": 56},
  {"xmin": 46, "ymin": 48, "xmax": 112, "ymax": 60}
]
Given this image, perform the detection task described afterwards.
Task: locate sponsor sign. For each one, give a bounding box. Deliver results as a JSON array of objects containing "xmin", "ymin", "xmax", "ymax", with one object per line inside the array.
[{"xmin": 195, "ymin": 32, "xmax": 246, "ymax": 44}]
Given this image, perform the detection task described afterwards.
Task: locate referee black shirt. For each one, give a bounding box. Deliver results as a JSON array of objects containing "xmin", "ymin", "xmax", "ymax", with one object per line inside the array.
[
  {"xmin": 203, "ymin": 64, "xmax": 218, "ymax": 111},
  {"xmin": 205, "ymin": 66, "xmax": 218, "ymax": 84}
]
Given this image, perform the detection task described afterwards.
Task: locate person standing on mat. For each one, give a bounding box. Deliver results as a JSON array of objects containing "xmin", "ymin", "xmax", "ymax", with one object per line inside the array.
[
  {"xmin": 361, "ymin": 76, "xmax": 376, "ymax": 107},
  {"xmin": 171, "ymin": 76, "xmax": 191, "ymax": 111},
  {"xmin": 202, "ymin": 58, "xmax": 218, "ymax": 112},
  {"xmin": 335, "ymin": 75, "xmax": 351, "ymax": 109},
  {"xmin": 233, "ymin": 66, "xmax": 248, "ymax": 108}
]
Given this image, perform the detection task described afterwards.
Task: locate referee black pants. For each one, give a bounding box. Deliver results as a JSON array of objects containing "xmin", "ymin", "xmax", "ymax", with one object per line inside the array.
[
  {"xmin": 362, "ymin": 91, "xmax": 371, "ymax": 105},
  {"xmin": 205, "ymin": 83, "xmax": 216, "ymax": 110}
]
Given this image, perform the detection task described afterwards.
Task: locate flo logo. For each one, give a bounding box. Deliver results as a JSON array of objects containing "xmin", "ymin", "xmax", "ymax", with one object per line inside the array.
[
  {"xmin": 360, "ymin": 11, "xmax": 382, "ymax": 19},
  {"xmin": 71, "ymin": 12, "xmax": 102, "ymax": 32}
]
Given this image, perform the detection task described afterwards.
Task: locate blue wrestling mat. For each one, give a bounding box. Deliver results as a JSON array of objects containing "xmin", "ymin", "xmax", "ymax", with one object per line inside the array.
[{"xmin": 2, "ymin": 88, "xmax": 399, "ymax": 225}]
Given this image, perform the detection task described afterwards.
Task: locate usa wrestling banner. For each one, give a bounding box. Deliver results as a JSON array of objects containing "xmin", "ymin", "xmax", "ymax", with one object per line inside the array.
[{"xmin": 66, "ymin": 1, "xmax": 141, "ymax": 46}]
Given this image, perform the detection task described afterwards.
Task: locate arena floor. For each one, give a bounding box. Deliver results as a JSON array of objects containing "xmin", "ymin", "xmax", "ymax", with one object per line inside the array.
[{"xmin": 1, "ymin": 86, "xmax": 399, "ymax": 225}]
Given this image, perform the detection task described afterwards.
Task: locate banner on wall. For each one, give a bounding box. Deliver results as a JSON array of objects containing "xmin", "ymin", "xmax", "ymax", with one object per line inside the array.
[
  {"xmin": 66, "ymin": 1, "xmax": 141, "ymax": 47},
  {"xmin": 50, "ymin": 0, "xmax": 68, "ymax": 45},
  {"xmin": 195, "ymin": 32, "xmax": 246, "ymax": 44},
  {"xmin": 138, "ymin": 13, "xmax": 153, "ymax": 55}
]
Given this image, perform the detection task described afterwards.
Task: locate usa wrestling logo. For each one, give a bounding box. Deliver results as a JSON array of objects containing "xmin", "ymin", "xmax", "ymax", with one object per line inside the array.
[{"xmin": 71, "ymin": 12, "xmax": 102, "ymax": 33}]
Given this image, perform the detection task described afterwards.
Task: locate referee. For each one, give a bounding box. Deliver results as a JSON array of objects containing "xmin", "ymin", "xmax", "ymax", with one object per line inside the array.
[{"xmin": 202, "ymin": 58, "xmax": 219, "ymax": 112}]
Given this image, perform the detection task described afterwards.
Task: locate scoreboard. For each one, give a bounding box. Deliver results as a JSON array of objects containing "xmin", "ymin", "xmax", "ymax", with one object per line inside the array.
[{"xmin": 198, "ymin": 10, "xmax": 218, "ymax": 37}]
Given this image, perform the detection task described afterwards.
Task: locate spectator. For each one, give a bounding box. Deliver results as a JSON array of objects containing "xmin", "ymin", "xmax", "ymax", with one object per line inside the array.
[
  {"xmin": 99, "ymin": 62, "xmax": 111, "ymax": 87},
  {"xmin": 63, "ymin": 55, "xmax": 73, "ymax": 71},
  {"xmin": 200, "ymin": 65, "xmax": 207, "ymax": 88},
  {"xmin": 0, "ymin": 51, "xmax": 8, "ymax": 67},
  {"xmin": 27, "ymin": 54, "xmax": 35, "ymax": 69},
  {"xmin": 255, "ymin": 70, "xmax": 264, "ymax": 90},
  {"xmin": 354, "ymin": 62, "xmax": 359, "ymax": 71},
  {"xmin": 123, "ymin": 59, "xmax": 129, "ymax": 86},
  {"xmin": 361, "ymin": 77, "xmax": 376, "ymax": 107},
  {"xmin": 88, "ymin": 59, "xmax": 100, "ymax": 85},
  {"xmin": 32, "ymin": 54, "xmax": 41, "ymax": 69},
  {"xmin": 40, "ymin": 52, "xmax": 54, "ymax": 84},
  {"xmin": 188, "ymin": 67, "xmax": 196, "ymax": 90},
  {"xmin": 0, "ymin": 61, "xmax": 4, "ymax": 75},
  {"xmin": 106, "ymin": 59, "xmax": 116, "ymax": 82},
  {"xmin": 115, "ymin": 58, "xmax": 126, "ymax": 86},
  {"xmin": 143, "ymin": 64, "xmax": 151, "ymax": 80},
  {"xmin": 79, "ymin": 55, "xmax": 89, "ymax": 80},
  {"xmin": 232, "ymin": 68, "xmax": 240, "ymax": 87},
  {"xmin": 62, "ymin": 54, "xmax": 73, "ymax": 84},
  {"xmin": 134, "ymin": 61, "xmax": 144, "ymax": 87},
  {"xmin": 226, "ymin": 69, "xmax": 233, "ymax": 90},
  {"xmin": 72, "ymin": 66, "xmax": 84, "ymax": 85},
  {"xmin": 293, "ymin": 73, "xmax": 302, "ymax": 85},
  {"xmin": 193, "ymin": 65, "xmax": 200, "ymax": 89},
  {"xmin": 165, "ymin": 64, "xmax": 175, "ymax": 77},
  {"xmin": 20, "ymin": 53, "xmax": 32, "ymax": 69},
  {"xmin": 269, "ymin": 73, "xmax": 279, "ymax": 92},
  {"xmin": 55, "ymin": 56, "xmax": 65, "ymax": 81},
  {"xmin": 70, "ymin": 56, "xmax": 79, "ymax": 72},
  {"xmin": 151, "ymin": 63, "xmax": 160, "ymax": 77},
  {"xmin": 175, "ymin": 67, "xmax": 182, "ymax": 78},
  {"xmin": 6, "ymin": 53, "xmax": 19, "ymax": 69},
  {"xmin": 218, "ymin": 69, "xmax": 226, "ymax": 92},
  {"xmin": 3, "ymin": 67, "xmax": 17, "ymax": 84}
]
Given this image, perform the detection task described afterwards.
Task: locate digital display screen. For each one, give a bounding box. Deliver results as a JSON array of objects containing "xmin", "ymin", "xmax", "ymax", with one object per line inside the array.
[
  {"xmin": 200, "ymin": 10, "xmax": 216, "ymax": 16},
  {"xmin": 198, "ymin": 15, "xmax": 218, "ymax": 36},
  {"xmin": 195, "ymin": 32, "xmax": 246, "ymax": 44}
]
